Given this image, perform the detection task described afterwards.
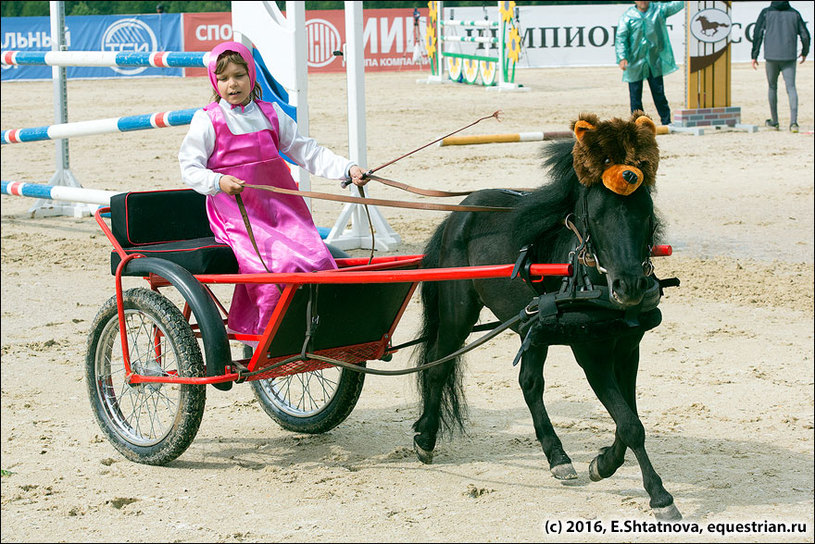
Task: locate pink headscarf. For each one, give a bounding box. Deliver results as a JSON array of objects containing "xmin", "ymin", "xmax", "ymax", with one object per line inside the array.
[{"xmin": 207, "ymin": 41, "xmax": 256, "ymax": 98}]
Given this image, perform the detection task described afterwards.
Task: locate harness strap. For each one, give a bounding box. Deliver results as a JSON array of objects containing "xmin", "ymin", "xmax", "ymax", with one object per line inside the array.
[
  {"xmin": 235, "ymin": 306, "xmax": 527, "ymax": 379},
  {"xmin": 564, "ymin": 214, "xmax": 597, "ymax": 268},
  {"xmin": 510, "ymin": 244, "xmax": 534, "ymax": 284}
]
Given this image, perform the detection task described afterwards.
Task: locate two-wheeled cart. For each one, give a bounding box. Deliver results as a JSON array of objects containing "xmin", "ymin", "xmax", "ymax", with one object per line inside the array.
[{"xmin": 87, "ymin": 188, "xmax": 573, "ymax": 465}]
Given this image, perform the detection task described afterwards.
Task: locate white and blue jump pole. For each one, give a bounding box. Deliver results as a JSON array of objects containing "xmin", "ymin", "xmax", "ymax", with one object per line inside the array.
[
  {"xmin": 2, "ymin": 180, "xmax": 121, "ymax": 206},
  {"xmin": 2, "ymin": 108, "xmax": 198, "ymax": 144},
  {"xmin": 0, "ymin": 2, "xmax": 212, "ymax": 218},
  {"xmin": 2, "ymin": 1, "xmax": 397, "ymax": 249},
  {"xmin": 1, "ymin": 50, "xmax": 209, "ymax": 68}
]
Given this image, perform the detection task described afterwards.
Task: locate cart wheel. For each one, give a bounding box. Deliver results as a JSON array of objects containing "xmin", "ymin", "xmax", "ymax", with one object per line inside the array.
[
  {"xmin": 248, "ymin": 346, "xmax": 365, "ymax": 434},
  {"xmin": 86, "ymin": 288, "xmax": 206, "ymax": 465}
]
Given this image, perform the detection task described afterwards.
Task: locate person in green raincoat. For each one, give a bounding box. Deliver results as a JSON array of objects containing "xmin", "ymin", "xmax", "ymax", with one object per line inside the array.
[{"xmin": 615, "ymin": 1, "xmax": 684, "ymax": 126}]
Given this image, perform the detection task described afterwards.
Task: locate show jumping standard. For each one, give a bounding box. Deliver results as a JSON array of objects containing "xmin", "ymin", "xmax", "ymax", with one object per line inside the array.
[{"xmin": 412, "ymin": 112, "xmax": 682, "ymax": 520}]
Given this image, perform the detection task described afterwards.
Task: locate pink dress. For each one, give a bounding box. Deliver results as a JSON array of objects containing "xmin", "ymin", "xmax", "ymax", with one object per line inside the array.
[{"xmin": 203, "ymin": 100, "xmax": 336, "ymax": 335}]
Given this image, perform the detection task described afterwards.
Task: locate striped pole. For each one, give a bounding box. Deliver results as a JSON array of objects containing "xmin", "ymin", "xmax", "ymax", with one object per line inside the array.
[
  {"xmin": 442, "ymin": 35, "xmax": 498, "ymax": 44},
  {"xmin": 1, "ymin": 50, "xmax": 209, "ymax": 68},
  {"xmin": 2, "ymin": 180, "xmax": 121, "ymax": 206},
  {"xmin": 442, "ymin": 20, "xmax": 500, "ymax": 28},
  {"xmin": 439, "ymin": 131, "xmax": 572, "ymax": 146},
  {"xmin": 2, "ymin": 108, "xmax": 198, "ymax": 144},
  {"xmin": 438, "ymin": 126, "xmax": 670, "ymax": 146}
]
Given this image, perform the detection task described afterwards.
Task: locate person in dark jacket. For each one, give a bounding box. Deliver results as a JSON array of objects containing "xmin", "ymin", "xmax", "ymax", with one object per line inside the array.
[{"xmin": 751, "ymin": 1, "xmax": 810, "ymax": 132}]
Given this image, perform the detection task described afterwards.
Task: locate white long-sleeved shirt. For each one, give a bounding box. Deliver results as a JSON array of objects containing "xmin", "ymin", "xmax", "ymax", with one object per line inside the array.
[{"xmin": 178, "ymin": 100, "xmax": 355, "ymax": 196}]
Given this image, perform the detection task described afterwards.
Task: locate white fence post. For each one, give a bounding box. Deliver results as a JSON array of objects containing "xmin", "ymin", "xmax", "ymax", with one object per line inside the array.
[{"xmin": 326, "ymin": 1, "xmax": 400, "ymax": 252}]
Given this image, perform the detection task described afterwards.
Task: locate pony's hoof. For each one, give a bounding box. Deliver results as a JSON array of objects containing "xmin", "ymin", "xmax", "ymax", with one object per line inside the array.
[
  {"xmin": 551, "ymin": 463, "xmax": 578, "ymax": 480},
  {"xmin": 413, "ymin": 436, "xmax": 434, "ymax": 464},
  {"xmin": 588, "ymin": 457, "xmax": 604, "ymax": 482},
  {"xmin": 653, "ymin": 503, "xmax": 682, "ymax": 521}
]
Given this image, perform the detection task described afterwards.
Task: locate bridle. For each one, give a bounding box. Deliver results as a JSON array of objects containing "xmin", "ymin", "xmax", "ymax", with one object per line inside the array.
[
  {"xmin": 563, "ymin": 213, "xmax": 604, "ymax": 273},
  {"xmin": 562, "ymin": 187, "xmax": 656, "ymax": 279}
]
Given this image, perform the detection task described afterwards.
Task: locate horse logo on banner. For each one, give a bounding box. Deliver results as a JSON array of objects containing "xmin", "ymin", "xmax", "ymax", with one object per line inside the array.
[{"xmin": 689, "ymin": 8, "xmax": 732, "ymax": 44}]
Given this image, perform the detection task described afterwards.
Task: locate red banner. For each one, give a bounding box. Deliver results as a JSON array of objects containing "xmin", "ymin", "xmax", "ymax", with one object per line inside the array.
[
  {"xmin": 179, "ymin": 9, "xmax": 429, "ymax": 76},
  {"xmin": 181, "ymin": 12, "xmax": 234, "ymax": 77},
  {"xmin": 305, "ymin": 8, "xmax": 429, "ymax": 73}
]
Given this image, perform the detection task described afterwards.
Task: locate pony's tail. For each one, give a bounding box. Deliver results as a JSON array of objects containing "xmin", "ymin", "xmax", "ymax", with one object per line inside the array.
[{"xmin": 413, "ymin": 222, "xmax": 467, "ymax": 434}]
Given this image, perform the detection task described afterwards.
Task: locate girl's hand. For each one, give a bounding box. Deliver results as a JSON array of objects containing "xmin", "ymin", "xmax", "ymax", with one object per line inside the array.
[
  {"xmin": 349, "ymin": 165, "xmax": 368, "ymax": 186},
  {"xmin": 219, "ymin": 175, "xmax": 245, "ymax": 195}
]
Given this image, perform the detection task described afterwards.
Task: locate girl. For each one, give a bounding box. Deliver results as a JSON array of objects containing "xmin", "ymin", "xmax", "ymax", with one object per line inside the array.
[{"xmin": 179, "ymin": 41, "xmax": 366, "ymax": 338}]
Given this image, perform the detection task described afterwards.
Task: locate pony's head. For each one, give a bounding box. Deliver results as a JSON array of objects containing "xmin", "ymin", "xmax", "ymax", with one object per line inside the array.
[{"xmin": 569, "ymin": 111, "xmax": 661, "ymax": 307}]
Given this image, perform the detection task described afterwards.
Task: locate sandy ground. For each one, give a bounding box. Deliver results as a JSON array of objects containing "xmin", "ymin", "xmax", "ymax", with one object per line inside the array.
[{"xmin": 1, "ymin": 63, "xmax": 813, "ymax": 542}]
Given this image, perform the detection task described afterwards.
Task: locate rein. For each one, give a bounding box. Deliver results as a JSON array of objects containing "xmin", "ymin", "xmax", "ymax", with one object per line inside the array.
[
  {"xmin": 364, "ymin": 173, "xmax": 473, "ymax": 197},
  {"xmin": 241, "ymin": 182, "xmax": 513, "ymax": 213},
  {"xmin": 235, "ymin": 193, "xmax": 270, "ymax": 272}
]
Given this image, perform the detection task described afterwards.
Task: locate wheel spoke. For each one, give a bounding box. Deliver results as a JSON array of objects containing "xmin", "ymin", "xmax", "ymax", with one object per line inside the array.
[
  {"xmin": 256, "ymin": 366, "xmax": 345, "ymax": 418},
  {"xmin": 87, "ymin": 288, "xmax": 206, "ymax": 465},
  {"xmin": 95, "ymin": 307, "xmax": 184, "ymax": 445}
]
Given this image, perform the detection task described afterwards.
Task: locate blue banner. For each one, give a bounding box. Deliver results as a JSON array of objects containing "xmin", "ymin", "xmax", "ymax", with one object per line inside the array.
[{"xmin": 1, "ymin": 13, "xmax": 182, "ymax": 81}]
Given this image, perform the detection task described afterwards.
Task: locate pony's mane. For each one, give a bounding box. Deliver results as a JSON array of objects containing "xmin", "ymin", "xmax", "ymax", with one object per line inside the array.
[
  {"xmin": 510, "ymin": 139, "xmax": 664, "ymax": 255},
  {"xmin": 511, "ymin": 139, "xmax": 580, "ymax": 251}
]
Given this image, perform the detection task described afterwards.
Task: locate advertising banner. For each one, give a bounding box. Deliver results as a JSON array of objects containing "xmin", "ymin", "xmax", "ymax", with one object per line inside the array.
[
  {"xmin": 179, "ymin": 8, "xmax": 430, "ymax": 74},
  {"xmin": 303, "ymin": 8, "xmax": 430, "ymax": 73},
  {"xmin": 2, "ymin": 3, "xmax": 810, "ymax": 82},
  {"xmin": 1, "ymin": 13, "xmax": 182, "ymax": 80},
  {"xmin": 181, "ymin": 12, "xmax": 233, "ymax": 77},
  {"xmin": 447, "ymin": 2, "xmax": 812, "ymax": 68}
]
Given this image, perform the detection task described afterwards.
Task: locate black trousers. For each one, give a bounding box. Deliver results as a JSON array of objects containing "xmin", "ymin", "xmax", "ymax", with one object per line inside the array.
[{"xmin": 628, "ymin": 75, "xmax": 671, "ymax": 125}]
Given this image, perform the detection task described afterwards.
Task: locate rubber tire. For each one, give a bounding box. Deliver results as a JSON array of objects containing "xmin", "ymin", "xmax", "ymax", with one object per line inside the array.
[
  {"xmin": 86, "ymin": 288, "xmax": 206, "ymax": 465},
  {"xmin": 248, "ymin": 345, "xmax": 366, "ymax": 434}
]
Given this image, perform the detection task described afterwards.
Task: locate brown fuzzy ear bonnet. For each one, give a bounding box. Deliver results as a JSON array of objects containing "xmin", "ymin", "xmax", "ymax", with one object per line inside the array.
[{"xmin": 571, "ymin": 112, "xmax": 658, "ymax": 196}]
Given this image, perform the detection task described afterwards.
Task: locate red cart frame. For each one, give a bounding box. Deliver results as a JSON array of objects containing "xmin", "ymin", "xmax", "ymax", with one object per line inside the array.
[{"xmin": 95, "ymin": 205, "xmax": 573, "ymax": 388}]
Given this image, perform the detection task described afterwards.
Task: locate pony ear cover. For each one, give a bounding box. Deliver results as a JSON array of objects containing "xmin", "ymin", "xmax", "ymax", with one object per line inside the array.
[
  {"xmin": 635, "ymin": 115, "xmax": 657, "ymax": 135},
  {"xmin": 574, "ymin": 119, "xmax": 595, "ymax": 142}
]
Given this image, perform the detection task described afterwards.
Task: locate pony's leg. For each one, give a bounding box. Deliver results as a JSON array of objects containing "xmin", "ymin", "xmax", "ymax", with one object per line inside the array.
[
  {"xmin": 586, "ymin": 338, "xmax": 640, "ymax": 482},
  {"xmin": 572, "ymin": 341, "xmax": 681, "ymax": 521},
  {"xmin": 412, "ymin": 285, "xmax": 481, "ymax": 464},
  {"xmin": 519, "ymin": 347, "xmax": 577, "ymax": 480}
]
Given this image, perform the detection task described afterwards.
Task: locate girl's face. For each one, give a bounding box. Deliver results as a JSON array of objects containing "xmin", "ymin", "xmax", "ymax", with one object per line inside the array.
[{"xmin": 216, "ymin": 61, "xmax": 251, "ymax": 106}]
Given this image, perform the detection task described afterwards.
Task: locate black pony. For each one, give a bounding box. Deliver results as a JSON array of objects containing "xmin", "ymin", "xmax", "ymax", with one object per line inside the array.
[{"xmin": 412, "ymin": 112, "xmax": 681, "ymax": 520}]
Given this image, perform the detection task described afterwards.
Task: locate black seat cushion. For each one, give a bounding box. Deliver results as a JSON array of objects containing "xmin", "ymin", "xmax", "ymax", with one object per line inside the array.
[
  {"xmin": 110, "ymin": 236, "xmax": 239, "ymax": 276},
  {"xmin": 109, "ymin": 189, "xmax": 238, "ymax": 275}
]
